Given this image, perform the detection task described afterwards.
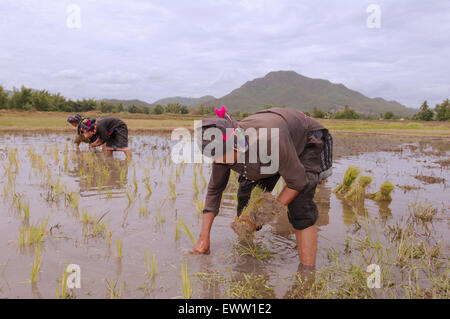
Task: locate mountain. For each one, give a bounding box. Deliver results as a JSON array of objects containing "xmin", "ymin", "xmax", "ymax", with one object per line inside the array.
[
  {"xmin": 152, "ymin": 95, "xmax": 216, "ymax": 107},
  {"xmin": 205, "ymin": 71, "xmax": 415, "ymax": 116},
  {"xmin": 101, "ymin": 99, "xmax": 153, "ymax": 109}
]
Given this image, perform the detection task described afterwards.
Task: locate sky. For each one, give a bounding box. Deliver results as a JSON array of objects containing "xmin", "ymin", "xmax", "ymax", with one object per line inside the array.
[{"xmin": 0, "ymin": 0, "xmax": 449, "ymax": 108}]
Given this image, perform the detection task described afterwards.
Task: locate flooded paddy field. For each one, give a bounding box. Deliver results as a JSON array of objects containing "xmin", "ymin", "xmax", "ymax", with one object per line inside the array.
[{"xmin": 0, "ymin": 133, "xmax": 448, "ymax": 299}]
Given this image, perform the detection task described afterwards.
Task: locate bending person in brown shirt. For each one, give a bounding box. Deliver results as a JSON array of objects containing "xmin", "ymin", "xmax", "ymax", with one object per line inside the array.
[{"xmin": 193, "ymin": 107, "xmax": 331, "ymax": 267}]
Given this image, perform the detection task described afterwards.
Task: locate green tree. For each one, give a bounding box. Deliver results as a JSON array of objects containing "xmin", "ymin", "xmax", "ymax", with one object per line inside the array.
[
  {"xmin": 152, "ymin": 104, "xmax": 164, "ymax": 114},
  {"xmin": 9, "ymin": 86, "xmax": 32, "ymax": 110},
  {"xmin": 434, "ymin": 99, "xmax": 450, "ymax": 121},
  {"xmin": 383, "ymin": 111, "xmax": 394, "ymax": 120},
  {"xmin": 312, "ymin": 107, "xmax": 326, "ymax": 118},
  {"xmin": 413, "ymin": 101, "xmax": 434, "ymax": 121},
  {"xmin": 333, "ymin": 105, "xmax": 360, "ymax": 119},
  {"xmin": 0, "ymin": 86, "xmax": 9, "ymax": 109}
]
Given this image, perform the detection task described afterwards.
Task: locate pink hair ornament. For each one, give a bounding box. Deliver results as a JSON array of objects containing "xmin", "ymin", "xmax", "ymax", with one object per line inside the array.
[{"xmin": 215, "ymin": 105, "xmax": 227, "ymax": 118}]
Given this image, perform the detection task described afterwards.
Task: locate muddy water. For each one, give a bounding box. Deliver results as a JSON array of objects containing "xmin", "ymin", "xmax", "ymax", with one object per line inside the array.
[{"xmin": 0, "ymin": 133, "xmax": 448, "ymax": 299}]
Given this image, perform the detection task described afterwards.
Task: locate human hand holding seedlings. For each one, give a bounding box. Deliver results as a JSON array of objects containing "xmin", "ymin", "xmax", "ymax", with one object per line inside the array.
[{"xmin": 231, "ymin": 187, "xmax": 292, "ymax": 238}]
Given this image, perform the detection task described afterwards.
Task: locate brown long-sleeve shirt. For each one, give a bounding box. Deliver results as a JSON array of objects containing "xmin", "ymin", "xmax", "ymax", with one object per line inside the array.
[{"xmin": 204, "ymin": 108, "xmax": 327, "ymax": 215}]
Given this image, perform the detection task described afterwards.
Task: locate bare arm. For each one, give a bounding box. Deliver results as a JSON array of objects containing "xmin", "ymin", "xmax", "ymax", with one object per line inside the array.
[
  {"xmin": 278, "ymin": 186, "xmax": 300, "ymax": 206},
  {"xmin": 90, "ymin": 137, "xmax": 103, "ymax": 148}
]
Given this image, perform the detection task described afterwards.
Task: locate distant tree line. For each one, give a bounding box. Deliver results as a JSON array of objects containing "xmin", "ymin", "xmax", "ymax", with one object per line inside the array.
[
  {"xmin": 1, "ymin": 85, "xmax": 448, "ymax": 121},
  {"xmin": 412, "ymin": 100, "xmax": 450, "ymax": 121},
  {"xmin": 0, "ymin": 85, "xmax": 189, "ymax": 115}
]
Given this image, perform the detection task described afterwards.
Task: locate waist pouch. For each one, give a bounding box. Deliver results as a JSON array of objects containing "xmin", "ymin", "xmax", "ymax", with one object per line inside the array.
[{"xmin": 310, "ymin": 130, "xmax": 333, "ymax": 181}]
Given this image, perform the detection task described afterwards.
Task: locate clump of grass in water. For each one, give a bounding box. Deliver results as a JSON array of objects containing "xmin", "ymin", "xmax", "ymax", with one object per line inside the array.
[
  {"xmin": 334, "ymin": 166, "xmax": 360, "ymax": 195},
  {"xmin": 344, "ymin": 176, "xmax": 373, "ymax": 203},
  {"xmin": 22, "ymin": 199, "xmax": 30, "ymax": 222},
  {"xmin": 17, "ymin": 217, "xmax": 49, "ymax": 248},
  {"xmin": 139, "ymin": 202, "xmax": 150, "ymax": 217},
  {"xmin": 56, "ymin": 266, "xmax": 75, "ymax": 299},
  {"xmin": 367, "ymin": 181, "xmax": 394, "ymax": 202},
  {"xmin": 30, "ymin": 244, "xmax": 42, "ymax": 284},
  {"xmin": 409, "ymin": 202, "xmax": 439, "ymax": 223},
  {"xmin": 181, "ymin": 261, "xmax": 191, "ymax": 299},
  {"xmin": 116, "ymin": 239, "xmax": 123, "ymax": 258},
  {"xmin": 106, "ymin": 279, "xmax": 123, "ymax": 299},
  {"xmin": 227, "ymin": 273, "xmax": 274, "ymax": 299},
  {"xmin": 144, "ymin": 248, "xmax": 157, "ymax": 279},
  {"xmin": 180, "ymin": 218, "xmax": 196, "ymax": 245},
  {"xmin": 119, "ymin": 166, "xmax": 127, "ymax": 188},
  {"xmin": 233, "ymin": 238, "xmax": 273, "ymax": 260}
]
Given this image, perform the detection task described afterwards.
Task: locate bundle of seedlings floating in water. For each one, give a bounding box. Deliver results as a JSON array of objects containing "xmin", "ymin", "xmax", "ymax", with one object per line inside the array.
[
  {"xmin": 231, "ymin": 186, "xmax": 287, "ymax": 239},
  {"xmin": 334, "ymin": 166, "xmax": 360, "ymax": 196},
  {"xmin": 344, "ymin": 176, "xmax": 373, "ymax": 203},
  {"xmin": 367, "ymin": 181, "xmax": 395, "ymax": 202}
]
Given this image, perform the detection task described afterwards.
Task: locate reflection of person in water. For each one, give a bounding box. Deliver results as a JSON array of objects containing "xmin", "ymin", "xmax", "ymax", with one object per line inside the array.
[{"xmin": 68, "ymin": 152, "xmax": 129, "ymax": 195}]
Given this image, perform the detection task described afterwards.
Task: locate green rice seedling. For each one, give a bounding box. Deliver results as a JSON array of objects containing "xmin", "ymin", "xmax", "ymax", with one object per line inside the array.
[
  {"xmin": 144, "ymin": 248, "xmax": 157, "ymax": 279},
  {"xmin": 22, "ymin": 200, "xmax": 30, "ymax": 222},
  {"xmin": 56, "ymin": 265, "xmax": 75, "ymax": 299},
  {"xmin": 227, "ymin": 273, "xmax": 274, "ymax": 299},
  {"xmin": 192, "ymin": 171, "xmax": 199, "ymax": 196},
  {"xmin": 119, "ymin": 167, "xmax": 127, "ymax": 188},
  {"xmin": 180, "ymin": 218, "xmax": 196, "ymax": 245},
  {"xmin": 65, "ymin": 191, "xmax": 79, "ymax": 209},
  {"xmin": 133, "ymin": 173, "xmax": 138, "ymax": 193},
  {"xmin": 175, "ymin": 221, "xmax": 180, "ymax": 241},
  {"xmin": 56, "ymin": 269, "xmax": 68, "ymax": 299},
  {"xmin": 30, "ymin": 244, "xmax": 42, "ymax": 284},
  {"xmin": 233, "ymin": 239, "xmax": 274, "ymax": 261},
  {"xmin": 334, "ymin": 166, "xmax": 360, "ymax": 195},
  {"xmin": 193, "ymin": 199, "xmax": 205, "ymax": 216},
  {"xmin": 144, "ymin": 180, "xmax": 152, "ymax": 197},
  {"xmin": 181, "ymin": 261, "xmax": 191, "ymax": 299},
  {"xmin": 64, "ymin": 153, "xmax": 69, "ymax": 172},
  {"xmin": 409, "ymin": 202, "xmax": 439, "ymax": 223},
  {"xmin": 344, "ymin": 176, "xmax": 373, "ymax": 203},
  {"xmin": 199, "ymin": 165, "xmax": 207, "ymax": 189},
  {"xmin": 367, "ymin": 181, "xmax": 395, "ymax": 202},
  {"xmin": 126, "ymin": 188, "xmax": 135, "ymax": 206},
  {"xmin": 86, "ymin": 174, "xmax": 92, "ymax": 188},
  {"xmin": 17, "ymin": 217, "xmax": 49, "ymax": 247},
  {"xmin": 139, "ymin": 202, "xmax": 150, "ymax": 217},
  {"xmin": 168, "ymin": 171, "xmax": 177, "ymax": 200},
  {"xmin": 106, "ymin": 279, "xmax": 123, "ymax": 299},
  {"xmin": 106, "ymin": 221, "xmax": 112, "ymax": 246},
  {"xmin": 116, "ymin": 239, "xmax": 123, "ymax": 258},
  {"xmin": 81, "ymin": 209, "xmax": 95, "ymax": 224}
]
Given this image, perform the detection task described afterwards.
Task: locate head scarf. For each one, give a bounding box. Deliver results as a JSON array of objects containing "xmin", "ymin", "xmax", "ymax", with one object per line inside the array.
[
  {"xmin": 196, "ymin": 106, "xmax": 248, "ymax": 158},
  {"xmin": 79, "ymin": 118, "xmax": 97, "ymax": 132},
  {"xmin": 67, "ymin": 114, "xmax": 83, "ymax": 124}
]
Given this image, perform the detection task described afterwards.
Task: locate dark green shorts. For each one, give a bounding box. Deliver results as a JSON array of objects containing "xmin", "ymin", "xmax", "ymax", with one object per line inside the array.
[{"xmin": 106, "ymin": 124, "xmax": 129, "ymax": 150}]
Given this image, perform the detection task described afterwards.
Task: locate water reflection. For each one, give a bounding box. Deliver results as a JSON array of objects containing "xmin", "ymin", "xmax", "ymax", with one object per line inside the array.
[{"xmin": 68, "ymin": 151, "xmax": 129, "ymax": 197}]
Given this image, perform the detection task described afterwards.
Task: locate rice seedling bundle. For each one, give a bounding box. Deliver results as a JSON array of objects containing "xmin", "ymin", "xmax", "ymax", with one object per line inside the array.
[
  {"xmin": 334, "ymin": 166, "xmax": 360, "ymax": 196},
  {"xmin": 367, "ymin": 181, "xmax": 395, "ymax": 202},
  {"xmin": 344, "ymin": 176, "xmax": 373, "ymax": 203},
  {"xmin": 231, "ymin": 186, "xmax": 287, "ymax": 239}
]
